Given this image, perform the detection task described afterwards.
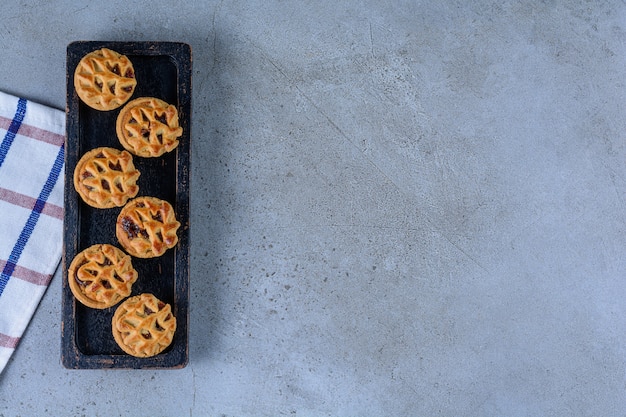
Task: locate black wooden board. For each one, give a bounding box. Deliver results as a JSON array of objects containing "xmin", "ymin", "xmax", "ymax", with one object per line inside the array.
[{"xmin": 62, "ymin": 41, "xmax": 191, "ymax": 369}]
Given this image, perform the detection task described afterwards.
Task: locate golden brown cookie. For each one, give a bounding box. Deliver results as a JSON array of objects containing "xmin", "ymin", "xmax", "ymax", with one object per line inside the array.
[
  {"xmin": 116, "ymin": 196, "xmax": 180, "ymax": 258},
  {"xmin": 112, "ymin": 293, "xmax": 176, "ymax": 357},
  {"xmin": 74, "ymin": 48, "xmax": 137, "ymax": 111},
  {"xmin": 73, "ymin": 147, "xmax": 140, "ymax": 209},
  {"xmin": 116, "ymin": 97, "xmax": 183, "ymax": 157},
  {"xmin": 68, "ymin": 244, "xmax": 138, "ymax": 309}
]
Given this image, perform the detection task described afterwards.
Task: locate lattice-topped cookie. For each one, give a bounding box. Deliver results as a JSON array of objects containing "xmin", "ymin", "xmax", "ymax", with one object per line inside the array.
[
  {"xmin": 74, "ymin": 48, "xmax": 137, "ymax": 111},
  {"xmin": 116, "ymin": 196, "xmax": 180, "ymax": 258},
  {"xmin": 73, "ymin": 147, "xmax": 140, "ymax": 209},
  {"xmin": 68, "ymin": 244, "xmax": 138, "ymax": 309},
  {"xmin": 116, "ymin": 97, "xmax": 183, "ymax": 157},
  {"xmin": 112, "ymin": 293, "xmax": 176, "ymax": 357}
]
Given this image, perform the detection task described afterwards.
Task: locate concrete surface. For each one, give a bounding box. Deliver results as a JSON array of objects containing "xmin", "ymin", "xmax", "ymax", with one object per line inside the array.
[{"xmin": 0, "ymin": 0, "xmax": 625, "ymax": 415}]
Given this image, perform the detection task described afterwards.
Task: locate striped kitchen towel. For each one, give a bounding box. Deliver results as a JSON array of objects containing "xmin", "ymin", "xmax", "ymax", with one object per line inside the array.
[{"xmin": 0, "ymin": 91, "xmax": 65, "ymax": 374}]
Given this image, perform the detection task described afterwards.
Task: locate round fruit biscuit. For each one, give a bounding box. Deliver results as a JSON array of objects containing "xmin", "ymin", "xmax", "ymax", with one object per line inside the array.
[
  {"xmin": 116, "ymin": 196, "xmax": 180, "ymax": 258},
  {"xmin": 73, "ymin": 147, "xmax": 140, "ymax": 209},
  {"xmin": 112, "ymin": 293, "xmax": 176, "ymax": 357},
  {"xmin": 116, "ymin": 97, "xmax": 183, "ymax": 157},
  {"xmin": 74, "ymin": 48, "xmax": 137, "ymax": 111},
  {"xmin": 68, "ymin": 244, "xmax": 138, "ymax": 309}
]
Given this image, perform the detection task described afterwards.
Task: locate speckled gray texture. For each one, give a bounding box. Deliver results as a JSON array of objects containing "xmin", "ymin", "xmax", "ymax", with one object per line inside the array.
[{"xmin": 1, "ymin": 1, "xmax": 625, "ymax": 416}]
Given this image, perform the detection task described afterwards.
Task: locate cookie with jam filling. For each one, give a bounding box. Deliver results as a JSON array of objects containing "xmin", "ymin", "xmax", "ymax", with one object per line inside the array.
[
  {"xmin": 74, "ymin": 48, "xmax": 137, "ymax": 111},
  {"xmin": 116, "ymin": 196, "xmax": 180, "ymax": 258},
  {"xmin": 116, "ymin": 97, "xmax": 183, "ymax": 157},
  {"xmin": 112, "ymin": 293, "xmax": 176, "ymax": 357},
  {"xmin": 73, "ymin": 147, "xmax": 140, "ymax": 209},
  {"xmin": 68, "ymin": 244, "xmax": 138, "ymax": 309}
]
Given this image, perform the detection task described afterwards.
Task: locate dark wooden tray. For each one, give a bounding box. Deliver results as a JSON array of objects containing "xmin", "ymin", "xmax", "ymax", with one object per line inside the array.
[{"xmin": 62, "ymin": 41, "xmax": 191, "ymax": 369}]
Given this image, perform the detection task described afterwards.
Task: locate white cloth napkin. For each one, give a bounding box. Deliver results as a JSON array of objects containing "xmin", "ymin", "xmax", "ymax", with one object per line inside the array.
[{"xmin": 0, "ymin": 91, "xmax": 65, "ymax": 374}]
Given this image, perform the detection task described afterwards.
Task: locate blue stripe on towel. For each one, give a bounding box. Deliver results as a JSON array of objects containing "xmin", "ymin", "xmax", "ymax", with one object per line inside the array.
[
  {"xmin": 0, "ymin": 98, "xmax": 27, "ymax": 168},
  {"xmin": 0, "ymin": 143, "xmax": 64, "ymax": 296}
]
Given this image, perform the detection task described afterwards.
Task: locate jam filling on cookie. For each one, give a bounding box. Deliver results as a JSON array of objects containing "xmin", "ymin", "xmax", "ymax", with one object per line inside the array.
[
  {"xmin": 74, "ymin": 260, "xmax": 90, "ymax": 287},
  {"xmin": 75, "ymin": 274, "xmax": 89, "ymax": 288},
  {"xmin": 109, "ymin": 64, "xmax": 120, "ymax": 76},
  {"xmin": 121, "ymin": 216, "xmax": 149, "ymax": 240},
  {"xmin": 121, "ymin": 216, "xmax": 140, "ymax": 238},
  {"xmin": 155, "ymin": 113, "xmax": 167, "ymax": 125},
  {"xmin": 108, "ymin": 161, "xmax": 122, "ymax": 171},
  {"xmin": 75, "ymin": 275, "xmax": 88, "ymax": 288}
]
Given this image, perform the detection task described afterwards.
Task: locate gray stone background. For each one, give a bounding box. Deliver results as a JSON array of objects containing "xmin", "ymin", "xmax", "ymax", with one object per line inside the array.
[{"xmin": 0, "ymin": 1, "xmax": 625, "ymax": 416}]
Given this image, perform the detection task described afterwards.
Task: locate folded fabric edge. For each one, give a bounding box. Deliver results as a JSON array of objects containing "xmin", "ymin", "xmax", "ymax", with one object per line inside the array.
[
  {"xmin": 0, "ymin": 90, "xmax": 65, "ymax": 376},
  {"xmin": 0, "ymin": 91, "xmax": 64, "ymax": 134}
]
